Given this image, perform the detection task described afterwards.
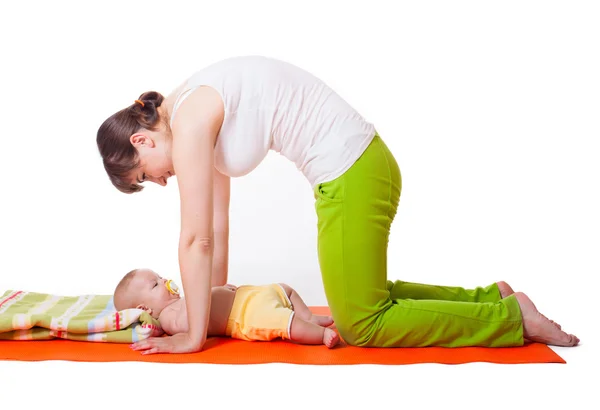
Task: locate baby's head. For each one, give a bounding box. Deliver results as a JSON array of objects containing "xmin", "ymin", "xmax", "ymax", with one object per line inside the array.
[{"xmin": 113, "ymin": 268, "xmax": 180, "ymax": 317}]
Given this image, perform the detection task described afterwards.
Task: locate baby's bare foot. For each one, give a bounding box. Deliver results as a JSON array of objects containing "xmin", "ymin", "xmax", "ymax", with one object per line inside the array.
[
  {"xmin": 497, "ymin": 281, "xmax": 515, "ymax": 298},
  {"xmin": 514, "ymin": 292, "xmax": 579, "ymax": 346},
  {"xmin": 323, "ymin": 328, "xmax": 339, "ymax": 348},
  {"xmin": 310, "ymin": 315, "xmax": 334, "ymax": 327}
]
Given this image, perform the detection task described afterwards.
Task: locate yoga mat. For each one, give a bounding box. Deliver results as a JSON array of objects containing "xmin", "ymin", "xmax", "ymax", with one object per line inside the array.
[{"xmin": 0, "ymin": 307, "xmax": 565, "ymax": 365}]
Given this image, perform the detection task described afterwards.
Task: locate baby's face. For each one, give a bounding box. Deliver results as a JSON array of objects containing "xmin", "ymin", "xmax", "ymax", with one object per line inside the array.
[{"xmin": 130, "ymin": 269, "xmax": 180, "ymax": 316}]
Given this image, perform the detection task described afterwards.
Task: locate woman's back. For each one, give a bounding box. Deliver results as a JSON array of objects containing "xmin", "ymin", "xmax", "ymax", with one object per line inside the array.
[{"xmin": 171, "ymin": 56, "xmax": 376, "ymax": 187}]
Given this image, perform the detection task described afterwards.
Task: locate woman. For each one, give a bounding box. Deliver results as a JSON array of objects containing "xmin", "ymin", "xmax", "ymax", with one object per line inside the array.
[{"xmin": 97, "ymin": 56, "xmax": 578, "ymax": 353}]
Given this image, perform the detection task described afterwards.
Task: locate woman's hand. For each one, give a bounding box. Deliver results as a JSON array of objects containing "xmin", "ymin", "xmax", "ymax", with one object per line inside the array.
[{"xmin": 131, "ymin": 333, "xmax": 202, "ymax": 355}]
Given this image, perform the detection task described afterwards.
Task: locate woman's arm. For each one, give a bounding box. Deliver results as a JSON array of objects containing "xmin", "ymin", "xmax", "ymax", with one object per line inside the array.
[
  {"xmin": 172, "ymin": 86, "xmax": 224, "ymax": 351},
  {"xmin": 131, "ymin": 86, "xmax": 224, "ymax": 354},
  {"xmin": 212, "ymin": 170, "xmax": 230, "ymax": 287}
]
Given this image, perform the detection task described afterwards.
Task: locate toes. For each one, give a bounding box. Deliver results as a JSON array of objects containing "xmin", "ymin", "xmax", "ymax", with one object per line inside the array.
[
  {"xmin": 568, "ymin": 334, "xmax": 580, "ymax": 346},
  {"xmin": 327, "ymin": 333, "xmax": 340, "ymax": 349},
  {"xmin": 551, "ymin": 328, "xmax": 579, "ymax": 347},
  {"xmin": 323, "ymin": 329, "xmax": 340, "ymax": 348},
  {"xmin": 497, "ymin": 281, "xmax": 515, "ymax": 298}
]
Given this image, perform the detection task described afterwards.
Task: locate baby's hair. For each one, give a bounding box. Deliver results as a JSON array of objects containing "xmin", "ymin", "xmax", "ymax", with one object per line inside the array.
[
  {"xmin": 113, "ymin": 268, "xmax": 140, "ymax": 311},
  {"xmin": 96, "ymin": 91, "xmax": 166, "ymax": 194}
]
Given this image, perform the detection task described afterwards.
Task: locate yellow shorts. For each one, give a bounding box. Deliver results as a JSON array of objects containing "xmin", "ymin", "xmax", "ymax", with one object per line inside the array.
[{"xmin": 225, "ymin": 284, "xmax": 294, "ymax": 341}]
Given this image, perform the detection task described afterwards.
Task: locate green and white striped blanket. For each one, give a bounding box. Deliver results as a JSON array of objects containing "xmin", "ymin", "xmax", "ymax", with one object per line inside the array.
[{"xmin": 0, "ymin": 290, "xmax": 163, "ymax": 343}]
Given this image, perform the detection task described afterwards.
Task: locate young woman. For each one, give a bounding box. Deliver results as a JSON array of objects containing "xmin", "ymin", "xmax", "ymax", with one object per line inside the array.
[{"xmin": 97, "ymin": 56, "xmax": 578, "ymax": 353}]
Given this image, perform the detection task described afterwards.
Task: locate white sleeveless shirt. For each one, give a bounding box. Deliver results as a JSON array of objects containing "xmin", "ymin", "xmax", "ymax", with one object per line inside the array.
[{"xmin": 170, "ymin": 56, "xmax": 376, "ymax": 188}]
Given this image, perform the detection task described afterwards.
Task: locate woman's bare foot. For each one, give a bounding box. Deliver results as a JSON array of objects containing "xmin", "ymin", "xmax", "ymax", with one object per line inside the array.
[
  {"xmin": 310, "ymin": 315, "xmax": 334, "ymax": 327},
  {"xmin": 514, "ymin": 292, "xmax": 579, "ymax": 346},
  {"xmin": 323, "ymin": 328, "xmax": 340, "ymax": 348},
  {"xmin": 497, "ymin": 281, "xmax": 515, "ymax": 298},
  {"xmin": 497, "ymin": 282, "xmax": 562, "ymax": 330}
]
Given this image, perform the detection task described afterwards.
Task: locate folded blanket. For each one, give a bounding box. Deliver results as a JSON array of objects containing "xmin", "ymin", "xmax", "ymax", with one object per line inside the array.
[{"xmin": 0, "ymin": 290, "xmax": 163, "ymax": 343}]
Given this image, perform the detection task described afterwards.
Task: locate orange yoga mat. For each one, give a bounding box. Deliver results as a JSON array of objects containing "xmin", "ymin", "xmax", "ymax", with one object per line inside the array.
[{"xmin": 0, "ymin": 307, "xmax": 565, "ymax": 365}]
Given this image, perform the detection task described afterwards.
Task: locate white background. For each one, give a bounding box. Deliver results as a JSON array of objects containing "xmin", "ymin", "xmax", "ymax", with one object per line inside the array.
[{"xmin": 0, "ymin": 0, "xmax": 598, "ymax": 408}]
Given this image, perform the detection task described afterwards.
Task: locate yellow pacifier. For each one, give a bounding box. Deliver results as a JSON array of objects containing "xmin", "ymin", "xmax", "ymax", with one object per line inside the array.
[{"xmin": 165, "ymin": 279, "xmax": 180, "ymax": 296}]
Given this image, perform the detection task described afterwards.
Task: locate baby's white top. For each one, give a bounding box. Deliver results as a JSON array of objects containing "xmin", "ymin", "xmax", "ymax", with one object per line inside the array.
[{"xmin": 170, "ymin": 56, "xmax": 376, "ymax": 188}]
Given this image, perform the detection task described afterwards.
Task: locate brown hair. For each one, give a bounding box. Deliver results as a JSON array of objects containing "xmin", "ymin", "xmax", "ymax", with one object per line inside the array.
[
  {"xmin": 96, "ymin": 91, "xmax": 165, "ymax": 194},
  {"xmin": 113, "ymin": 268, "xmax": 139, "ymax": 311}
]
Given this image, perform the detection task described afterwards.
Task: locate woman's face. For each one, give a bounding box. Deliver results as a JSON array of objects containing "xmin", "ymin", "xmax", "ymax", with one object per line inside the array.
[{"xmin": 129, "ymin": 131, "xmax": 174, "ymax": 187}]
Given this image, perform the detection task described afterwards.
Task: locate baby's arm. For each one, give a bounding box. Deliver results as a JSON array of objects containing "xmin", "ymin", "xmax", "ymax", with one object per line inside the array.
[{"xmin": 158, "ymin": 300, "xmax": 190, "ymax": 335}]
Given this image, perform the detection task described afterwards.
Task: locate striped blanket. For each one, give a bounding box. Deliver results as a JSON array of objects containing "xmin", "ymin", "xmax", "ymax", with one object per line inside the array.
[{"xmin": 0, "ymin": 290, "xmax": 163, "ymax": 343}]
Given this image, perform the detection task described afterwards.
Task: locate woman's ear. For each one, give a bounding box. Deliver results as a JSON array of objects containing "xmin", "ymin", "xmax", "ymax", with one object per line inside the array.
[{"xmin": 130, "ymin": 133, "xmax": 155, "ymax": 148}]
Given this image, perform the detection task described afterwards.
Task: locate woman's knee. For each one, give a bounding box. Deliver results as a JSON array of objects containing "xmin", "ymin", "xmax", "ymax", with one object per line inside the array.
[{"xmin": 333, "ymin": 315, "xmax": 375, "ymax": 347}]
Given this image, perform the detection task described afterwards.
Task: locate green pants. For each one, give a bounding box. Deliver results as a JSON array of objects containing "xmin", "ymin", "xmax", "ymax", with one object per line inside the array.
[{"xmin": 313, "ymin": 133, "xmax": 524, "ymax": 347}]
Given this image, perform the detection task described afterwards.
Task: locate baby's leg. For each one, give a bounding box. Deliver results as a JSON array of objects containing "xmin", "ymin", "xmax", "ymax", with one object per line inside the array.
[
  {"xmin": 279, "ymin": 283, "xmax": 333, "ymax": 327},
  {"xmin": 289, "ymin": 314, "xmax": 339, "ymax": 348}
]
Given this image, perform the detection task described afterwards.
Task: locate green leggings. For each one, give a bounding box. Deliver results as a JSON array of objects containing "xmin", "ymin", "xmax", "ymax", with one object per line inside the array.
[{"xmin": 313, "ymin": 133, "xmax": 524, "ymax": 347}]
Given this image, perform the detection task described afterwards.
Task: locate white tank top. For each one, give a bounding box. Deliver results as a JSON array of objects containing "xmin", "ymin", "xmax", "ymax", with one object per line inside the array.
[{"xmin": 170, "ymin": 56, "xmax": 376, "ymax": 188}]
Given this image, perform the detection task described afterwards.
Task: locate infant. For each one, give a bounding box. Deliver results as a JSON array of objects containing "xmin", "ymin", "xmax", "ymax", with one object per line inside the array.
[{"xmin": 113, "ymin": 268, "xmax": 339, "ymax": 348}]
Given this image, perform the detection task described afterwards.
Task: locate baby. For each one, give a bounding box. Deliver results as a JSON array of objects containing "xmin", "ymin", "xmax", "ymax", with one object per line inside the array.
[{"xmin": 113, "ymin": 268, "xmax": 340, "ymax": 348}]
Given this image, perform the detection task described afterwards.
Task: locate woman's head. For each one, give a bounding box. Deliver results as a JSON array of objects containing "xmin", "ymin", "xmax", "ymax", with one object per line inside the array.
[{"xmin": 96, "ymin": 91, "xmax": 174, "ymax": 193}]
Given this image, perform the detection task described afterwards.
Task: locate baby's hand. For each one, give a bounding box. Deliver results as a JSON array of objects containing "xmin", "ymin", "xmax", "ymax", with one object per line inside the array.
[
  {"xmin": 224, "ymin": 284, "xmax": 237, "ymax": 291},
  {"xmin": 137, "ymin": 304, "xmax": 153, "ymax": 316}
]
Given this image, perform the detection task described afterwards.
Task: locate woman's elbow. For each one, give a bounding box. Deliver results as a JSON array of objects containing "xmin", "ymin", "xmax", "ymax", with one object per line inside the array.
[{"xmin": 180, "ymin": 235, "xmax": 213, "ymax": 253}]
